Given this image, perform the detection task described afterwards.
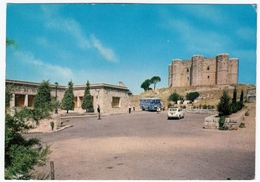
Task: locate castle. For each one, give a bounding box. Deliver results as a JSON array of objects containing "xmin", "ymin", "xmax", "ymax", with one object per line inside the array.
[{"xmin": 168, "ymin": 53, "xmax": 238, "ymax": 87}]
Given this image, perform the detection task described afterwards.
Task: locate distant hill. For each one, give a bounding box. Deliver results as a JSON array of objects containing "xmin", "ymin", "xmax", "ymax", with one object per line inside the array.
[{"xmin": 131, "ymin": 84, "xmax": 256, "ymax": 109}]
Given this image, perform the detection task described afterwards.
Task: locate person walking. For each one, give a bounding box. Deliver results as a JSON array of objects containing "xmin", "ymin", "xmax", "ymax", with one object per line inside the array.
[
  {"xmin": 157, "ymin": 106, "xmax": 160, "ymax": 114},
  {"xmin": 97, "ymin": 105, "xmax": 101, "ymax": 119},
  {"xmin": 128, "ymin": 105, "xmax": 131, "ymax": 114}
]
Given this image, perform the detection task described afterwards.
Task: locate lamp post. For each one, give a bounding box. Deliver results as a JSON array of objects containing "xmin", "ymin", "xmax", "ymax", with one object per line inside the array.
[{"xmin": 55, "ymin": 82, "xmax": 58, "ymax": 114}]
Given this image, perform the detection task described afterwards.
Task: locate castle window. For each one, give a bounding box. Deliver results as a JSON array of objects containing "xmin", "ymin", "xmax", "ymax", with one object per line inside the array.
[
  {"xmin": 208, "ymin": 76, "xmax": 210, "ymax": 79},
  {"xmin": 187, "ymin": 68, "xmax": 189, "ymax": 72},
  {"xmin": 187, "ymin": 77, "xmax": 189, "ymax": 80},
  {"xmin": 207, "ymin": 66, "xmax": 210, "ymax": 70}
]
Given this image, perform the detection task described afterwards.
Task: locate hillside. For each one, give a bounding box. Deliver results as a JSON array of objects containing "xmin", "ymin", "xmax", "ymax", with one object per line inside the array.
[{"xmin": 131, "ymin": 84, "xmax": 256, "ymax": 109}]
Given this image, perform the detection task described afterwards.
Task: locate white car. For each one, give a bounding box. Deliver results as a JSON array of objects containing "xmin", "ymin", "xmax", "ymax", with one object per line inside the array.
[{"xmin": 167, "ymin": 107, "xmax": 185, "ymax": 119}]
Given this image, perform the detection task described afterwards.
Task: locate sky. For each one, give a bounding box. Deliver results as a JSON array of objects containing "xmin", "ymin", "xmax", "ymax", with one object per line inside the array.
[{"xmin": 4, "ymin": 3, "xmax": 257, "ymax": 94}]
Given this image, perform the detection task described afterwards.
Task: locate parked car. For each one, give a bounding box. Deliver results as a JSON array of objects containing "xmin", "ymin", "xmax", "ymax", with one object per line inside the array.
[{"xmin": 167, "ymin": 107, "xmax": 184, "ymax": 119}]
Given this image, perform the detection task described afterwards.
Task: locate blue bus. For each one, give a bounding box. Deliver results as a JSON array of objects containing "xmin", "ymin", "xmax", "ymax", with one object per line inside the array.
[{"xmin": 140, "ymin": 98, "xmax": 161, "ymax": 111}]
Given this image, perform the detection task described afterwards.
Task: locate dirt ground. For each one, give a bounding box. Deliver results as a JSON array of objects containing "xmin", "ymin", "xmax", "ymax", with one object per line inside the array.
[{"xmin": 28, "ymin": 103, "xmax": 256, "ymax": 180}]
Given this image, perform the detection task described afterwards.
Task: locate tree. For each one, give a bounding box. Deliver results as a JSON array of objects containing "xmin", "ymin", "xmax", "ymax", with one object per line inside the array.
[
  {"xmin": 5, "ymin": 113, "xmax": 50, "ymax": 179},
  {"xmin": 168, "ymin": 91, "xmax": 180, "ymax": 104},
  {"xmin": 141, "ymin": 79, "xmax": 152, "ymax": 91},
  {"xmin": 33, "ymin": 80, "xmax": 52, "ymax": 111},
  {"xmin": 186, "ymin": 92, "xmax": 199, "ymax": 102},
  {"xmin": 81, "ymin": 80, "xmax": 94, "ymax": 112},
  {"xmin": 151, "ymin": 76, "xmax": 161, "ymax": 90},
  {"xmin": 5, "ymin": 38, "xmax": 50, "ymax": 179},
  {"xmin": 62, "ymin": 81, "xmax": 74, "ymax": 113},
  {"xmin": 232, "ymin": 87, "xmax": 237, "ymax": 104},
  {"xmin": 240, "ymin": 89, "xmax": 244, "ymax": 105},
  {"xmin": 217, "ymin": 90, "xmax": 232, "ymax": 116}
]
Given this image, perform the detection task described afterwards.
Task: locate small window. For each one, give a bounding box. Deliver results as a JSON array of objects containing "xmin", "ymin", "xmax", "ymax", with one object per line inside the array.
[
  {"xmin": 112, "ymin": 97, "xmax": 120, "ymax": 108},
  {"xmin": 207, "ymin": 66, "xmax": 210, "ymax": 70},
  {"xmin": 208, "ymin": 76, "xmax": 210, "ymax": 79},
  {"xmin": 187, "ymin": 68, "xmax": 189, "ymax": 72}
]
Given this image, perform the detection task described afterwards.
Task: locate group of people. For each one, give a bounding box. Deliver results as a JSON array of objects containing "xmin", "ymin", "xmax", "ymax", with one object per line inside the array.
[
  {"xmin": 97, "ymin": 104, "xmax": 161, "ymax": 119},
  {"xmin": 96, "ymin": 104, "xmax": 136, "ymax": 119},
  {"xmin": 128, "ymin": 105, "xmax": 135, "ymax": 114}
]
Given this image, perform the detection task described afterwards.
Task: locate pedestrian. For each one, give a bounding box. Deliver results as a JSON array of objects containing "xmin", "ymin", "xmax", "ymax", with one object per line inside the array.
[
  {"xmin": 97, "ymin": 105, "xmax": 101, "ymax": 119},
  {"xmin": 157, "ymin": 106, "xmax": 160, "ymax": 114},
  {"xmin": 128, "ymin": 105, "xmax": 131, "ymax": 114},
  {"xmin": 133, "ymin": 105, "xmax": 135, "ymax": 111}
]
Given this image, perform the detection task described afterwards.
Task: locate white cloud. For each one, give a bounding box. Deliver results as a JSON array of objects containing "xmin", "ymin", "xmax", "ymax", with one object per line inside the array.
[
  {"xmin": 45, "ymin": 17, "xmax": 91, "ymax": 50},
  {"xmin": 167, "ymin": 18, "xmax": 232, "ymax": 55},
  {"xmin": 90, "ymin": 34, "xmax": 118, "ymax": 62},
  {"xmin": 41, "ymin": 5, "xmax": 118, "ymax": 62},
  {"xmin": 13, "ymin": 51, "xmax": 74, "ymax": 80}
]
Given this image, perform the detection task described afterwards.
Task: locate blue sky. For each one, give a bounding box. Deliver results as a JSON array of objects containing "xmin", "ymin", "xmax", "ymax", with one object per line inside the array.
[{"xmin": 5, "ymin": 3, "xmax": 257, "ymax": 94}]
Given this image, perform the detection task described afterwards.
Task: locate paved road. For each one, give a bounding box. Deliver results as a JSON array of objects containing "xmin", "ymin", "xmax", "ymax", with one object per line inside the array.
[{"xmin": 25, "ymin": 111, "xmax": 255, "ymax": 180}]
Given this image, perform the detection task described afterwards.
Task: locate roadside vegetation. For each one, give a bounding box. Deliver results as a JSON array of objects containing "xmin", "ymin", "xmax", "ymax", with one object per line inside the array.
[
  {"xmin": 5, "ymin": 39, "xmax": 51, "ymax": 179},
  {"xmin": 5, "ymin": 79, "xmax": 51, "ymax": 179},
  {"xmin": 217, "ymin": 88, "xmax": 244, "ymax": 130}
]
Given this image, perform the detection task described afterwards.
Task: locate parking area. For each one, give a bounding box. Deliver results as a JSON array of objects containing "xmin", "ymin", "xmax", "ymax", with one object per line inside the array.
[{"xmin": 27, "ymin": 109, "xmax": 255, "ymax": 180}]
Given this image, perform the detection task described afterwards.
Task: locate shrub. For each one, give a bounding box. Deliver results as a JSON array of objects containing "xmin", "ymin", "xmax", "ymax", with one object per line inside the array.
[
  {"xmin": 186, "ymin": 92, "xmax": 200, "ymax": 102},
  {"xmin": 245, "ymin": 110, "xmax": 250, "ymax": 116},
  {"xmin": 217, "ymin": 90, "xmax": 232, "ymax": 116},
  {"xmin": 168, "ymin": 91, "xmax": 181, "ymax": 104},
  {"xmin": 5, "ymin": 113, "xmax": 50, "ymax": 179},
  {"xmin": 239, "ymin": 123, "xmax": 246, "ymax": 128},
  {"xmin": 219, "ymin": 116, "xmax": 226, "ymax": 128},
  {"xmin": 203, "ymin": 104, "xmax": 207, "ymax": 109},
  {"xmin": 50, "ymin": 121, "xmax": 54, "ymax": 131},
  {"xmin": 219, "ymin": 116, "xmax": 228, "ymax": 130}
]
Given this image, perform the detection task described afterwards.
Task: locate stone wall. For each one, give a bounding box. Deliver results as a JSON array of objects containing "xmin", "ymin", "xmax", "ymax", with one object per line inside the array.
[
  {"xmin": 204, "ymin": 109, "xmax": 246, "ymax": 130},
  {"xmin": 247, "ymin": 89, "xmax": 256, "ymax": 103}
]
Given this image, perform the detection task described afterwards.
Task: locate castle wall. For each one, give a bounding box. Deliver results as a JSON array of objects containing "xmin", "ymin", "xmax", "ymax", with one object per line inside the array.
[
  {"xmin": 216, "ymin": 53, "xmax": 229, "ymax": 85},
  {"xmin": 191, "ymin": 55, "xmax": 203, "ymax": 86},
  {"xmin": 228, "ymin": 58, "xmax": 239, "ymax": 84},
  {"xmin": 168, "ymin": 53, "xmax": 238, "ymax": 88},
  {"xmin": 168, "ymin": 64, "xmax": 172, "ymax": 87},
  {"xmin": 171, "ymin": 60, "xmax": 183, "ymax": 87},
  {"xmin": 181, "ymin": 60, "xmax": 192, "ymax": 87},
  {"xmin": 202, "ymin": 58, "xmax": 217, "ymax": 86}
]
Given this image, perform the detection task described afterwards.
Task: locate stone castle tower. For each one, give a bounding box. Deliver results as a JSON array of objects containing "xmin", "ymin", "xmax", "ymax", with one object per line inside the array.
[{"xmin": 168, "ymin": 53, "xmax": 238, "ymax": 87}]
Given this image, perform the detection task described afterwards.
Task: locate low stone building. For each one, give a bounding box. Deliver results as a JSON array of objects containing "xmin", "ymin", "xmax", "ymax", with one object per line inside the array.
[{"xmin": 6, "ymin": 79, "xmax": 132, "ymax": 115}]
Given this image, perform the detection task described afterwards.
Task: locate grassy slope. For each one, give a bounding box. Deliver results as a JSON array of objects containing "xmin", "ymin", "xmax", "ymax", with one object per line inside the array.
[{"xmin": 131, "ymin": 84, "xmax": 256, "ymax": 109}]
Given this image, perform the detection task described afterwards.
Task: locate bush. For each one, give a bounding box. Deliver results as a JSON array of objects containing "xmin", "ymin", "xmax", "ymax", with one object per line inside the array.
[
  {"xmin": 245, "ymin": 110, "xmax": 250, "ymax": 116},
  {"xmin": 5, "ymin": 113, "xmax": 50, "ymax": 179},
  {"xmin": 217, "ymin": 90, "xmax": 232, "ymax": 116},
  {"xmin": 203, "ymin": 104, "xmax": 207, "ymax": 109},
  {"xmin": 219, "ymin": 116, "xmax": 226, "ymax": 128},
  {"xmin": 168, "ymin": 91, "xmax": 181, "ymax": 104},
  {"xmin": 186, "ymin": 92, "xmax": 200, "ymax": 102},
  {"xmin": 219, "ymin": 116, "xmax": 228, "ymax": 130},
  {"xmin": 50, "ymin": 121, "xmax": 54, "ymax": 131}
]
